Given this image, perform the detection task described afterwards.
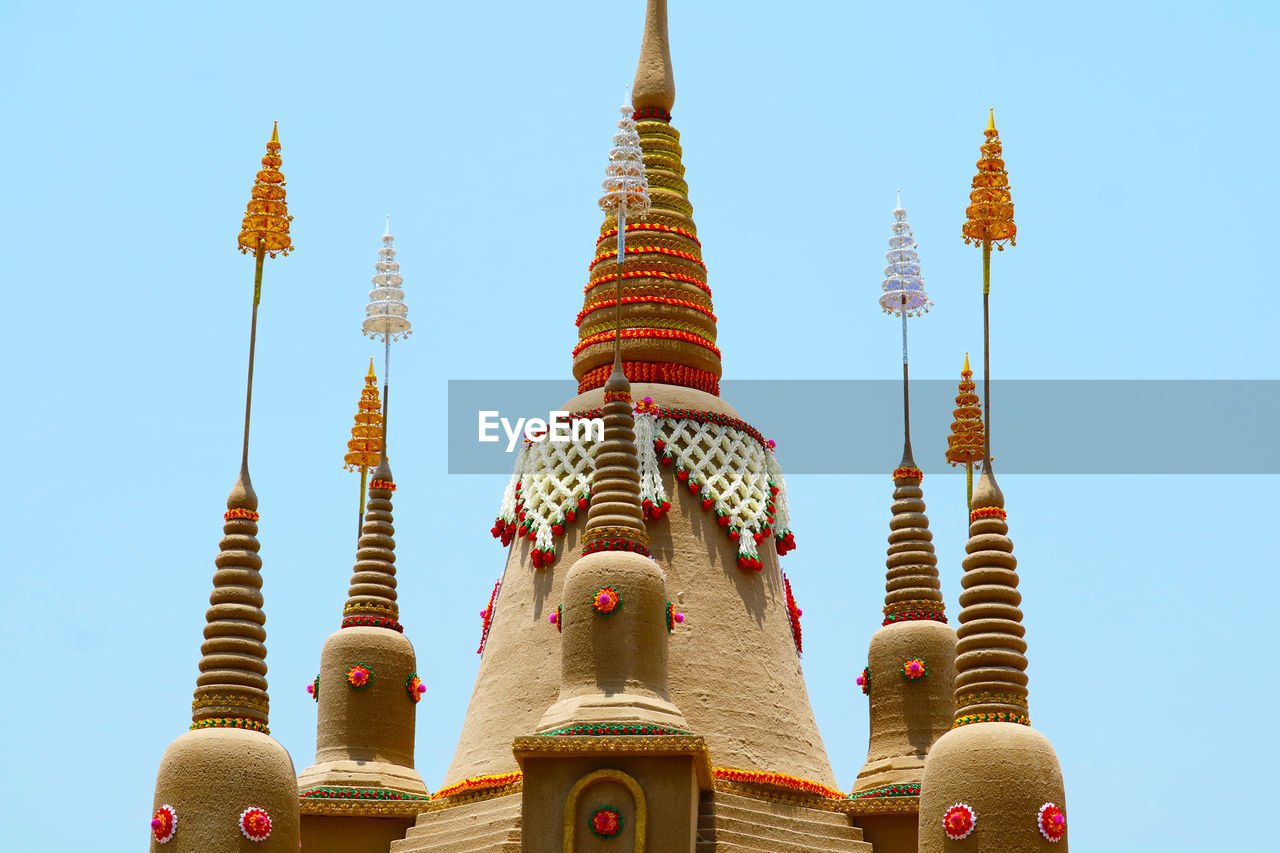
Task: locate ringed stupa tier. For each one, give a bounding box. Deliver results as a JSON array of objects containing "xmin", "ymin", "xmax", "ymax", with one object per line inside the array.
[
  {"xmin": 571, "ymin": 0, "xmax": 719, "ymax": 397},
  {"xmin": 451, "ymin": 0, "xmax": 834, "ymax": 801}
]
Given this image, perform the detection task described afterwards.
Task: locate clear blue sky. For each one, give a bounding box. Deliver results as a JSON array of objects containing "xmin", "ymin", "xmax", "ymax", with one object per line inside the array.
[{"xmin": 1, "ymin": 2, "xmax": 1276, "ymax": 851}]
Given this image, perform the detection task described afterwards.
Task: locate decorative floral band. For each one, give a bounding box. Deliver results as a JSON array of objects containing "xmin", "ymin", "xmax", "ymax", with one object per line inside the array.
[
  {"xmin": 882, "ymin": 609, "xmax": 948, "ymax": 626},
  {"xmin": 901, "ymin": 658, "xmax": 929, "ymax": 680},
  {"xmin": 549, "ymin": 604, "xmax": 562, "ymax": 632},
  {"xmin": 577, "ymin": 360, "xmax": 719, "ymax": 395},
  {"xmin": 632, "ymin": 106, "xmax": 672, "ymax": 121},
  {"xmin": 892, "ymin": 466, "xmax": 924, "ymax": 481},
  {"xmin": 712, "ymin": 767, "xmax": 844, "ymax": 800},
  {"xmin": 573, "ymin": 327, "xmax": 720, "ymax": 359},
  {"xmin": 406, "ymin": 673, "xmax": 425, "ymax": 703},
  {"xmin": 189, "ymin": 717, "xmax": 268, "ymax": 734},
  {"xmin": 597, "ymin": 222, "xmax": 700, "ymax": 248},
  {"xmin": 307, "ymin": 676, "xmax": 319, "ymax": 701},
  {"xmin": 883, "ymin": 599, "xmax": 946, "ymax": 617},
  {"xmin": 430, "ymin": 772, "xmax": 523, "ymax": 801},
  {"xmin": 341, "ymin": 614, "xmax": 404, "ymax": 632},
  {"xmin": 191, "ymin": 692, "xmax": 270, "ymax": 713},
  {"xmin": 589, "ymin": 244, "xmax": 705, "ymax": 273},
  {"xmin": 953, "ymin": 712, "xmax": 1030, "ymax": 727},
  {"xmin": 1038, "ymin": 802, "xmax": 1067, "ymax": 842},
  {"xmin": 477, "ymin": 579, "xmax": 500, "ymax": 655},
  {"xmin": 345, "ymin": 663, "xmax": 372, "ymax": 689},
  {"xmin": 238, "ymin": 806, "xmax": 272, "ymax": 841},
  {"xmin": 850, "ymin": 783, "xmax": 920, "ymax": 799},
  {"xmin": 943, "ymin": 802, "xmax": 976, "ymax": 840},
  {"xmin": 578, "ymin": 293, "xmax": 716, "ymax": 326},
  {"xmin": 955, "ymin": 690, "xmax": 1028, "ymax": 709},
  {"xmin": 592, "ymin": 586, "xmax": 623, "ymax": 615},
  {"xmin": 590, "ymin": 806, "xmax": 624, "ymax": 838},
  {"xmin": 369, "ymin": 479, "xmax": 396, "ymax": 491},
  {"xmin": 344, "ymin": 599, "xmax": 398, "ymax": 615},
  {"xmin": 666, "ymin": 601, "xmax": 685, "ymax": 632},
  {"xmin": 224, "ymin": 508, "xmax": 259, "ymax": 522},
  {"xmin": 541, "ymin": 723, "xmax": 691, "ymax": 737},
  {"xmin": 970, "ymin": 506, "xmax": 1007, "ymax": 522},
  {"xmin": 301, "ymin": 787, "xmax": 430, "ymax": 801},
  {"xmin": 583, "ymin": 268, "xmax": 711, "ymax": 298},
  {"xmin": 582, "ymin": 538, "xmax": 651, "ymax": 558},
  {"xmin": 602, "ymin": 390, "xmax": 633, "ymax": 404},
  {"xmin": 583, "ymin": 524, "xmax": 650, "ymax": 545}
]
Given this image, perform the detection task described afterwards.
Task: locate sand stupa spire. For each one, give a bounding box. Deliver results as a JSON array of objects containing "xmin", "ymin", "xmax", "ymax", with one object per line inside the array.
[
  {"xmin": 919, "ymin": 111, "xmax": 1068, "ymax": 852},
  {"xmin": 573, "ymin": 0, "xmax": 721, "ymax": 396},
  {"xmin": 850, "ymin": 200, "xmax": 955, "ymax": 846},
  {"xmin": 150, "ymin": 123, "xmax": 299, "ymax": 853}
]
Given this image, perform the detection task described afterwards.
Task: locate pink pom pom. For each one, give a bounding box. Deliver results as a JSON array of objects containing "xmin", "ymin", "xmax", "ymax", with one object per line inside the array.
[
  {"xmin": 674, "ymin": 612, "xmax": 685, "ymax": 623},
  {"xmin": 797, "ymin": 609, "xmax": 803, "ymax": 617},
  {"xmin": 305, "ymin": 684, "xmax": 314, "ymax": 694},
  {"xmin": 417, "ymin": 684, "xmax": 426, "ymax": 694},
  {"xmin": 548, "ymin": 613, "xmax": 557, "ymax": 624},
  {"xmin": 597, "ymin": 593, "xmax": 611, "ymax": 607},
  {"xmin": 856, "ymin": 674, "xmax": 866, "ymax": 686},
  {"xmin": 151, "ymin": 819, "xmax": 162, "ymax": 830}
]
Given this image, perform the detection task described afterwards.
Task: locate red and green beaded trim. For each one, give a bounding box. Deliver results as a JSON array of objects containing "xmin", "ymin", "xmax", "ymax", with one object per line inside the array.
[
  {"xmin": 341, "ymin": 615, "xmax": 404, "ymax": 632},
  {"xmin": 370, "ymin": 479, "xmax": 396, "ymax": 491},
  {"xmin": 573, "ymin": 327, "xmax": 720, "ymax": 359},
  {"xmin": 224, "ymin": 508, "xmax": 259, "ymax": 522},
  {"xmin": 541, "ymin": 723, "xmax": 691, "ymax": 737},
  {"xmin": 598, "ymin": 222, "xmax": 700, "ymax": 248},
  {"xmin": 301, "ymin": 787, "xmax": 429, "ymax": 802},
  {"xmin": 190, "ymin": 717, "xmax": 268, "ymax": 734},
  {"xmin": 954, "ymin": 712, "xmax": 1030, "ymax": 728},
  {"xmin": 892, "ymin": 466, "xmax": 924, "ymax": 481},
  {"xmin": 850, "ymin": 783, "xmax": 921, "ymax": 799},
  {"xmin": 882, "ymin": 610, "xmax": 948, "ymax": 626},
  {"xmin": 582, "ymin": 538, "xmax": 650, "ymax": 557},
  {"xmin": 583, "ymin": 268, "xmax": 712, "ymax": 298},
  {"xmin": 970, "ymin": 506, "xmax": 1007, "ymax": 522},
  {"xmin": 632, "ymin": 106, "xmax": 672, "ymax": 122}
]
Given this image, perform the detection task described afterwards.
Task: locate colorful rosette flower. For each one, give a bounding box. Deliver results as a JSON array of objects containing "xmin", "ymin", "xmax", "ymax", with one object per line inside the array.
[
  {"xmin": 549, "ymin": 604, "xmax": 562, "ymax": 632},
  {"xmin": 901, "ymin": 658, "xmax": 929, "ymax": 681},
  {"xmin": 151, "ymin": 804, "xmax": 177, "ymax": 844},
  {"xmin": 943, "ymin": 802, "xmax": 976, "ymax": 840},
  {"xmin": 406, "ymin": 673, "xmax": 426, "ymax": 703},
  {"xmin": 1038, "ymin": 802, "xmax": 1066, "ymax": 842},
  {"xmin": 238, "ymin": 807, "xmax": 272, "ymax": 841},
  {"xmin": 858, "ymin": 667, "xmax": 870, "ymax": 696},
  {"xmin": 592, "ymin": 586, "xmax": 623, "ymax": 616},
  {"xmin": 589, "ymin": 806, "xmax": 624, "ymax": 838},
  {"xmin": 345, "ymin": 663, "xmax": 372, "ymax": 689},
  {"xmin": 307, "ymin": 676, "xmax": 319, "ymax": 701}
]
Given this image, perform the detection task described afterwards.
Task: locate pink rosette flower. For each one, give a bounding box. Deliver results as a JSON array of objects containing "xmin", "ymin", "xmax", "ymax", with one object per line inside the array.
[
  {"xmin": 943, "ymin": 802, "xmax": 976, "ymax": 840},
  {"xmin": 1038, "ymin": 802, "xmax": 1066, "ymax": 842},
  {"xmin": 151, "ymin": 804, "xmax": 177, "ymax": 844},
  {"xmin": 239, "ymin": 807, "xmax": 272, "ymax": 841}
]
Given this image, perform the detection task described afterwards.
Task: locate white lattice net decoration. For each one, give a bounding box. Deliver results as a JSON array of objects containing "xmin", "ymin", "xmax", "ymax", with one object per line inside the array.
[
  {"xmin": 490, "ymin": 408, "xmax": 795, "ymax": 570},
  {"xmin": 879, "ymin": 193, "xmax": 932, "ymax": 318},
  {"xmin": 363, "ymin": 218, "xmax": 412, "ymax": 341}
]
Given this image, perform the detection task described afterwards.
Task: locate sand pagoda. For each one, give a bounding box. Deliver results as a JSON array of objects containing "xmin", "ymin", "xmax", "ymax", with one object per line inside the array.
[{"xmin": 145, "ymin": 5, "xmax": 1071, "ymax": 851}]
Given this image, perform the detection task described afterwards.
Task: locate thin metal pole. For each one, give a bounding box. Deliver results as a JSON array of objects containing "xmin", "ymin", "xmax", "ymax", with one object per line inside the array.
[
  {"xmin": 614, "ymin": 207, "xmax": 627, "ymax": 367},
  {"xmin": 901, "ymin": 294, "xmax": 910, "ymax": 448},
  {"xmin": 982, "ymin": 240, "xmax": 992, "ymax": 465},
  {"xmin": 357, "ymin": 466, "xmax": 368, "ymax": 539},
  {"xmin": 241, "ymin": 242, "xmax": 266, "ymax": 469}
]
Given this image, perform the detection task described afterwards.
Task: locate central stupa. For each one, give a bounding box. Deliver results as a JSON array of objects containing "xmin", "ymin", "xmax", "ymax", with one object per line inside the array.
[{"xmin": 446, "ymin": 0, "xmax": 832, "ymax": 794}]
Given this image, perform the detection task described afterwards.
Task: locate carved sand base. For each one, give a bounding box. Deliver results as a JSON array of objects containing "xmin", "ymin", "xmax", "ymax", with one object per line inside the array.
[
  {"xmin": 851, "ymin": 620, "xmax": 956, "ymax": 797},
  {"xmin": 151, "ymin": 727, "xmax": 300, "ymax": 853},
  {"xmin": 918, "ymin": 722, "xmax": 1067, "ymax": 852},
  {"xmin": 297, "ymin": 627, "xmax": 428, "ymax": 795},
  {"xmin": 514, "ymin": 734, "xmax": 711, "ymax": 853},
  {"xmin": 300, "ymin": 815, "xmax": 415, "ymax": 853}
]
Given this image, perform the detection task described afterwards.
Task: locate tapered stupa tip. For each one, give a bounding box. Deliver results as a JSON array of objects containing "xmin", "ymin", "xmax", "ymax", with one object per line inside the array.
[
  {"xmin": 971, "ymin": 463, "xmax": 1005, "ymax": 510},
  {"xmin": 271, "ymin": 120, "xmax": 279, "ymax": 143},
  {"xmin": 632, "ymin": 0, "xmax": 675, "ymax": 112},
  {"xmin": 987, "ymin": 108, "xmax": 995, "ymax": 132},
  {"xmin": 228, "ymin": 464, "xmax": 258, "ymax": 512}
]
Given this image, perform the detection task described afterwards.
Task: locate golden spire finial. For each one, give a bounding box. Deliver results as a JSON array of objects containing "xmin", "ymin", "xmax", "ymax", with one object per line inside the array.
[
  {"xmin": 632, "ymin": 0, "xmax": 675, "ymax": 114},
  {"xmin": 365, "ymin": 356, "xmax": 376, "ymax": 380},
  {"xmin": 962, "ymin": 110, "xmax": 1016, "ymax": 249},
  {"xmin": 963, "ymin": 351, "xmax": 971, "ymax": 373},
  {"xmin": 237, "ymin": 123, "xmax": 293, "ymax": 258}
]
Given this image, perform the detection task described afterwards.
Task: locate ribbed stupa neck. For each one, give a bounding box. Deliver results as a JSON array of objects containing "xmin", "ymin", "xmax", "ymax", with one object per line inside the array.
[
  {"xmin": 953, "ymin": 464, "xmax": 1030, "ymax": 725},
  {"xmin": 882, "ymin": 443, "xmax": 945, "ymax": 625},
  {"xmin": 581, "ymin": 363, "xmax": 648, "ymax": 553},
  {"xmin": 342, "ymin": 457, "xmax": 402, "ymax": 630},
  {"xmin": 190, "ymin": 466, "xmax": 271, "ymax": 730},
  {"xmin": 572, "ymin": 1, "xmax": 720, "ymax": 397}
]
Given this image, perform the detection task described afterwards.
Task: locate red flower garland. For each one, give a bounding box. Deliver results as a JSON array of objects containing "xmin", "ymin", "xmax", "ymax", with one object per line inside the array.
[
  {"xmin": 970, "ymin": 506, "xmax": 1007, "ymax": 522},
  {"xmin": 477, "ymin": 579, "xmax": 500, "ymax": 654},
  {"xmin": 430, "ymin": 772, "xmax": 523, "ymax": 801},
  {"xmin": 589, "ymin": 806, "xmax": 624, "ymax": 838},
  {"xmin": 573, "ymin": 327, "xmax": 720, "ymax": 359},
  {"xmin": 238, "ymin": 807, "xmax": 272, "ymax": 842},
  {"xmin": 943, "ymin": 803, "xmax": 976, "ymax": 840},
  {"xmin": 892, "ymin": 466, "xmax": 924, "ymax": 481},
  {"xmin": 223, "ymin": 508, "xmax": 259, "ymax": 522},
  {"xmin": 583, "ymin": 267, "xmax": 712, "ymax": 298},
  {"xmin": 369, "ymin": 479, "xmax": 396, "ymax": 491},
  {"xmin": 597, "ymin": 222, "xmax": 700, "ymax": 248},
  {"xmin": 712, "ymin": 767, "xmax": 843, "ymax": 800},
  {"xmin": 151, "ymin": 804, "xmax": 177, "ymax": 844},
  {"xmin": 783, "ymin": 574, "xmax": 803, "ymax": 657},
  {"xmin": 577, "ymin": 360, "xmax": 719, "ymax": 395},
  {"xmin": 341, "ymin": 614, "xmax": 404, "ymax": 632},
  {"xmin": 577, "ymin": 293, "xmax": 716, "ymax": 326},
  {"xmin": 1038, "ymin": 802, "xmax": 1066, "ymax": 842},
  {"xmin": 589, "ymin": 245, "xmax": 706, "ymax": 272}
]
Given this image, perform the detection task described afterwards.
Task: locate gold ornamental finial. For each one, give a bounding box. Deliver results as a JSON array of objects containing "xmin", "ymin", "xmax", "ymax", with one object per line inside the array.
[
  {"xmin": 345, "ymin": 360, "xmax": 384, "ymax": 539},
  {"xmin": 962, "ymin": 110, "xmax": 1016, "ymax": 249},
  {"xmin": 237, "ymin": 122, "xmax": 293, "ymax": 258},
  {"xmin": 946, "ymin": 353, "xmax": 985, "ymax": 510}
]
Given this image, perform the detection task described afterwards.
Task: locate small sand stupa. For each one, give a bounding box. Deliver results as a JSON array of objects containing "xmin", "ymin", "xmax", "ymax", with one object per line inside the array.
[{"xmin": 148, "ymin": 124, "xmax": 300, "ymax": 853}]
